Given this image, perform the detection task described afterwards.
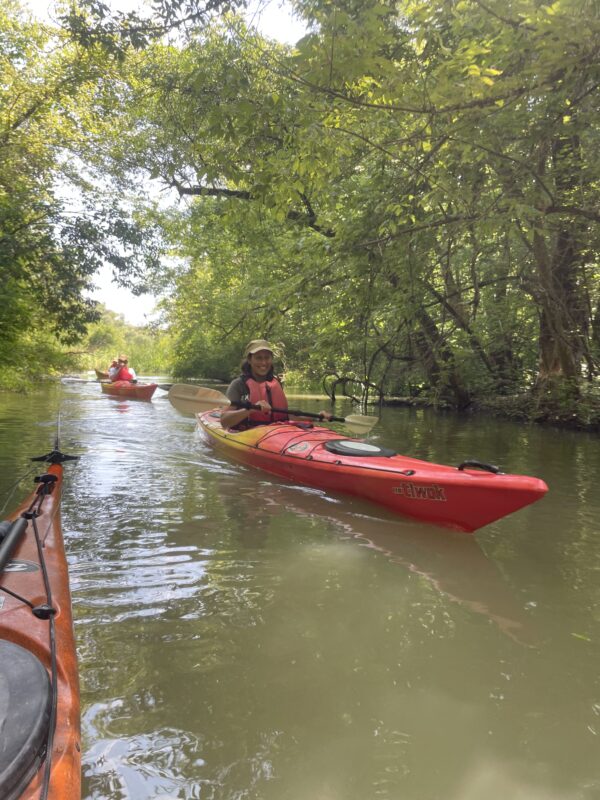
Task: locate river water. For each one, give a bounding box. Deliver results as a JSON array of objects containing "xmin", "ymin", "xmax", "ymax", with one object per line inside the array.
[{"xmin": 1, "ymin": 378, "xmax": 599, "ymax": 800}]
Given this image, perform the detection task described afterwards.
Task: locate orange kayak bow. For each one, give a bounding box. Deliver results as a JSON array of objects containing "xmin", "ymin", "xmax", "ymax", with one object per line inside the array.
[{"xmin": 0, "ymin": 447, "xmax": 80, "ymax": 799}]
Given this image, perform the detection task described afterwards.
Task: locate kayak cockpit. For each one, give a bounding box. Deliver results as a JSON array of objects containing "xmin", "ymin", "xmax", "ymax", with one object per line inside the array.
[{"xmin": 0, "ymin": 641, "xmax": 53, "ymax": 800}]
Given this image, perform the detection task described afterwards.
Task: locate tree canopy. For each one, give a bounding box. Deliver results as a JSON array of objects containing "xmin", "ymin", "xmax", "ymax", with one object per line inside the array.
[{"xmin": 1, "ymin": 0, "xmax": 599, "ymax": 422}]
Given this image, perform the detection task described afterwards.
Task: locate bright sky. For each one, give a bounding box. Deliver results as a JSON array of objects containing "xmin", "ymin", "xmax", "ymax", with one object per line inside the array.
[{"xmin": 23, "ymin": 0, "xmax": 307, "ymax": 325}]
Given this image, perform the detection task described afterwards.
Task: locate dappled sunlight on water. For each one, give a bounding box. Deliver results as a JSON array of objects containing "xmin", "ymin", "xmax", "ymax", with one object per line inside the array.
[{"xmin": 1, "ymin": 378, "xmax": 599, "ymax": 799}]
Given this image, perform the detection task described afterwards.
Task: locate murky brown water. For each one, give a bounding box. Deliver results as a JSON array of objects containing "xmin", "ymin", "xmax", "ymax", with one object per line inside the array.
[{"xmin": 1, "ymin": 378, "xmax": 599, "ymax": 799}]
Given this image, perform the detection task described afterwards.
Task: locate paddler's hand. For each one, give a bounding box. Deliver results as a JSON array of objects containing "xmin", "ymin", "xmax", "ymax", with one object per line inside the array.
[
  {"xmin": 222, "ymin": 399, "xmax": 273, "ymax": 429},
  {"xmin": 319, "ymin": 411, "xmax": 333, "ymax": 421}
]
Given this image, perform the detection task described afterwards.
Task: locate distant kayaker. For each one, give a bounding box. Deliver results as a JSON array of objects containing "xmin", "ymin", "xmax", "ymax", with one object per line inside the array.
[
  {"xmin": 221, "ymin": 339, "xmax": 331, "ymax": 429},
  {"xmin": 108, "ymin": 354, "xmax": 137, "ymax": 382}
]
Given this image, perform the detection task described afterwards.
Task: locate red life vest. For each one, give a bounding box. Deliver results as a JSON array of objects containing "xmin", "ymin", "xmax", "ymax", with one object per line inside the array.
[
  {"xmin": 114, "ymin": 366, "xmax": 134, "ymax": 381},
  {"xmin": 245, "ymin": 377, "xmax": 288, "ymax": 425}
]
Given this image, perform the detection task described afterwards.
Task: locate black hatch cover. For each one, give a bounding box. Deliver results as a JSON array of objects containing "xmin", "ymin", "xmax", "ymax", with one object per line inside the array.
[
  {"xmin": 0, "ymin": 640, "xmax": 52, "ymax": 800},
  {"xmin": 324, "ymin": 440, "xmax": 397, "ymax": 458}
]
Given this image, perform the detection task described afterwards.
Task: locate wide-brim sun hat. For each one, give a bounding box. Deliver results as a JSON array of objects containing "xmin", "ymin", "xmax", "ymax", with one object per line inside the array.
[{"xmin": 245, "ymin": 339, "xmax": 274, "ymax": 356}]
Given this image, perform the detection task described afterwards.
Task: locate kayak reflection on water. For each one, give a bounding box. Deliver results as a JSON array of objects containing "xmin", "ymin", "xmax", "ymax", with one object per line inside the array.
[{"xmin": 210, "ymin": 475, "xmax": 538, "ymax": 646}]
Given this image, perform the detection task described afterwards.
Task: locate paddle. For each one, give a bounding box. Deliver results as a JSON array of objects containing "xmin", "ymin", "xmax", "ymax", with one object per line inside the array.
[{"xmin": 168, "ymin": 384, "xmax": 379, "ymax": 434}]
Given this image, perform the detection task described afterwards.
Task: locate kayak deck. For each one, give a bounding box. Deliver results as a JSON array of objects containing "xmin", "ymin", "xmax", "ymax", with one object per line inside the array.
[
  {"xmin": 197, "ymin": 411, "xmax": 548, "ymax": 532},
  {"xmin": 0, "ymin": 458, "xmax": 80, "ymax": 799}
]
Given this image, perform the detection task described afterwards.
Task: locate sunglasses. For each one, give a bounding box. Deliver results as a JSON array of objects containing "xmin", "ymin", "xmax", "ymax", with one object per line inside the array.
[{"xmin": 118, "ymin": 360, "xmax": 128, "ymax": 364}]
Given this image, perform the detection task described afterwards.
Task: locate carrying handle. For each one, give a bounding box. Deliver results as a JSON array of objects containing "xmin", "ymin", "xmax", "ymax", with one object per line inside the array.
[{"xmin": 457, "ymin": 459, "xmax": 503, "ymax": 474}]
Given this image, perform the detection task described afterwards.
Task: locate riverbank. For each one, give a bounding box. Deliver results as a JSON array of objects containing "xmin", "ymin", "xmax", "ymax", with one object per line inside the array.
[{"xmin": 383, "ymin": 391, "xmax": 600, "ymax": 433}]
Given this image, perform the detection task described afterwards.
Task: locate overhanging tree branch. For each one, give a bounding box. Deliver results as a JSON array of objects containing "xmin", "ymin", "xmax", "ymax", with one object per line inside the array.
[{"xmin": 169, "ymin": 176, "xmax": 335, "ymax": 236}]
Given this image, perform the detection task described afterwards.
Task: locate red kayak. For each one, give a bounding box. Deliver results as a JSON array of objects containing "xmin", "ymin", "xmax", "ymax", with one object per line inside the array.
[
  {"xmin": 101, "ymin": 380, "xmax": 157, "ymax": 400},
  {"xmin": 0, "ymin": 447, "xmax": 80, "ymax": 799},
  {"xmin": 197, "ymin": 411, "xmax": 548, "ymax": 532}
]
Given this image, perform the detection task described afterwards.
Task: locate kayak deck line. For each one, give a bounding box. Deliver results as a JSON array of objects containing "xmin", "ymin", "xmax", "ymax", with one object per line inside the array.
[
  {"xmin": 0, "ymin": 447, "xmax": 81, "ymax": 800},
  {"xmin": 231, "ymin": 434, "xmax": 455, "ymax": 478},
  {"xmin": 197, "ymin": 411, "xmax": 548, "ymax": 533},
  {"xmin": 202, "ymin": 415, "xmax": 477, "ymax": 480},
  {"xmin": 259, "ymin": 436, "xmax": 410, "ymax": 475}
]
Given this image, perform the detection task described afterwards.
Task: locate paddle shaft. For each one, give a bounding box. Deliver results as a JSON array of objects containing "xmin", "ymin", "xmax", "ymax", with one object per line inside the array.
[
  {"xmin": 237, "ymin": 401, "xmax": 345, "ymax": 424},
  {"xmin": 168, "ymin": 384, "xmax": 378, "ymax": 432}
]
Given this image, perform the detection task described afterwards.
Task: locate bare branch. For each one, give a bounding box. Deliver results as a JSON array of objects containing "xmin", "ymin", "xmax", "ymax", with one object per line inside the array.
[{"xmin": 169, "ymin": 177, "xmax": 336, "ymax": 236}]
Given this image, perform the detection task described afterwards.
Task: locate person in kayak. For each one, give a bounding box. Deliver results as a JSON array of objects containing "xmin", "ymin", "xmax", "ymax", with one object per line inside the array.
[
  {"xmin": 220, "ymin": 339, "xmax": 331, "ymax": 430},
  {"xmin": 99, "ymin": 358, "xmax": 119, "ymax": 379},
  {"xmin": 108, "ymin": 354, "xmax": 137, "ymax": 382}
]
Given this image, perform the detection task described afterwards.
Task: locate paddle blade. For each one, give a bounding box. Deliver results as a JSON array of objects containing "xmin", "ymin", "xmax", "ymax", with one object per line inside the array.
[
  {"xmin": 168, "ymin": 384, "xmax": 230, "ymax": 414},
  {"xmin": 344, "ymin": 414, "xmax": 379, "ymax": 434}
]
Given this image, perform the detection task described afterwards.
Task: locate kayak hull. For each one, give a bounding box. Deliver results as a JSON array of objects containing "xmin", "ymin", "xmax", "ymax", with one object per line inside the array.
[
  {"xmin": 0, "ymin": 462, "xmax": 80, "ymax": 799},
  {"xmin": 101, "ymin": 381, "xmax": 157, "ymax": 400},
  {"xmin": 197, "ymin": 411, "xmax": 548, "ymax": 532}
]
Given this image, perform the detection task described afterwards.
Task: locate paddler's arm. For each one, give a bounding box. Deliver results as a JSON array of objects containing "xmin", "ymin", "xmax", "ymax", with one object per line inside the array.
[
  {"xmin": 221, "ymin": 378, "xmax": 250, "ymax": 429},
  {"xmin": 221, "ymin": 400, "xmax": 272, "ymax": 428}
]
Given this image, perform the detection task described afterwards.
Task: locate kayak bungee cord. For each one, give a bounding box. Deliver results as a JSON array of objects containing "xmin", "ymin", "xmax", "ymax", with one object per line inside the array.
[
  {"xmin": 30, "ymin": 438, "xmax": 78, "ymax": 800},
  {"xmin": 29, "ymin": 475, "xmax": 61, "ymax": 800},
  {"xmin": 0, "ymin": 410, "xmax": 79, "ymax": 800}
]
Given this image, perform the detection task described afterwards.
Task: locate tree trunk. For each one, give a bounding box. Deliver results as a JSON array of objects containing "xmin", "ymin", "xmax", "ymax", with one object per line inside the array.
[
  {"xmin": 532, "ymin": 226, "xmax": 583, "ymax": 390},
  {"xmin": 413, "ymin": 307, "xmax": 471, "ymax": 408},
  {"xmin": 531, "ymin": 133, "xmax": 588, "ymax": 398}
]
